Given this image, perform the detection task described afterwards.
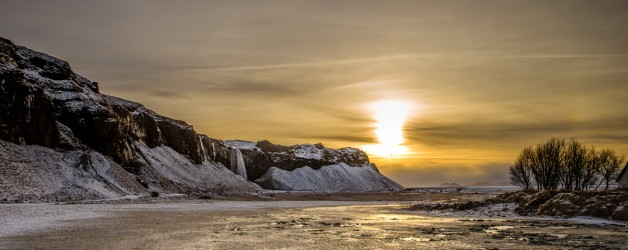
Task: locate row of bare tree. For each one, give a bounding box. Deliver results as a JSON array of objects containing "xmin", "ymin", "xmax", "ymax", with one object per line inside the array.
[{"xmin": 509, "ymin": 138, "xmax": 625, "ymax": 191}]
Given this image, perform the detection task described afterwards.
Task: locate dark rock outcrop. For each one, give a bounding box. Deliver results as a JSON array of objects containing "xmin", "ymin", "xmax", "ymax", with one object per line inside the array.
[{"xmin": 0, "ymin": 70, "xmax": 59, "ymax": 148}]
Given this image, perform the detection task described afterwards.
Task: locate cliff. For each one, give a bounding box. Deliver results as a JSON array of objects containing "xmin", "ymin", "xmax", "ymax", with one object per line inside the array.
[
  {"xmin": 0, "ymin": 37, "xmax": 402, "ymax": 202},
  {"xmin": 224, "ymin": 140, "xmax": 402, "ymax": 191}
]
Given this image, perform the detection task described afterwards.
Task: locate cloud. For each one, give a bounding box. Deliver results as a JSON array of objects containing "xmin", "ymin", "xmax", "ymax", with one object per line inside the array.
[
  {"xmin": 199, "ymin": 80, "xmax": 301, "ymax": 95},
  {"xmin": 296, "ymin": 134, "xmax": 377, "ymax": 144},
  {"xmin": 183, "ymin": 54, "xmax": 423, "ymax": 72},
  {"xmin": 377, "ymin": 159, "xmax": 511, "ymax": 187},
  {"xmin": 406, "ymin": 113, "xmax": 628, "ymax": 146},
  {"xmin": 149, "ymin": 90, "xmax": 189, "ymax": 99},
  {"xmin": 158, "ymin": 53, "xmax": 628, "ymax": 74}
]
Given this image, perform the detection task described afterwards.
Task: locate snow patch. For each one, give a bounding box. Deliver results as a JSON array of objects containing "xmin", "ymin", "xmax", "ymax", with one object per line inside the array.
[
  {"xmin": 224, "ymin": 140, "xmax": 257, "ymax": 150},
  {"xmin": 292, "ymin": 144, "xmax": 324, "ymax": 160}
]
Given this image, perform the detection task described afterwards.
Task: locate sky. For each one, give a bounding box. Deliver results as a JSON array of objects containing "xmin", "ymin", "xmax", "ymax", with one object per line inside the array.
[{"xmin": 2, "ymin": 0, "xmax": 628, "ymax": 187}]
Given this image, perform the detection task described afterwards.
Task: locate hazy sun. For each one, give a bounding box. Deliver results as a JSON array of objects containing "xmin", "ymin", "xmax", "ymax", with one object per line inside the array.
[{"xmin": 364, "ymin": 100, "xmax": 411, "ymax": 157}]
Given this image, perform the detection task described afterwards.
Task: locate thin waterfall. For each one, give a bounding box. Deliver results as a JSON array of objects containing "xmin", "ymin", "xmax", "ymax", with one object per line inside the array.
[{"xmin": 229, "ymin": 148, "xmax": 247, "ymax": 179}]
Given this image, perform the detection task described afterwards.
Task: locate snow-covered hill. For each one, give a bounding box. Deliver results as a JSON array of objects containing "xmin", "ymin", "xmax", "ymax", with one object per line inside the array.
[
  {"xmin": 0, "ymin": 37, "xmax": 402, "ymax": 202},
  {"xmin": 256, "ymin": 163, "xmax": 402, "ymax": 192},
  {"xmin": 224, "ymin": 140, "xmax": 403, "ymax": 191}
]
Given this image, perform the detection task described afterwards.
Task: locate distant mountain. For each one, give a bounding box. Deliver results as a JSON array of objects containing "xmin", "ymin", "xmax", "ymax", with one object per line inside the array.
[
  {"xmin": 0, "ymin": 37, "xmax": 402, "ymax": 202},
  {"xmin": 440, "ymin": 183, "xmax": 463, "ymax": 187},
  {"xmin": 468, "ymin": 181, "xmax": 512, "ymax": 187}
]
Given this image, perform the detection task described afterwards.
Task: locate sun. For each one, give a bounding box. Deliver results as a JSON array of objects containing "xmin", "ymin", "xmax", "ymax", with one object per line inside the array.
[{"xmin": 363, "ymin": 100, "xmax": 411, "ymax": 158}]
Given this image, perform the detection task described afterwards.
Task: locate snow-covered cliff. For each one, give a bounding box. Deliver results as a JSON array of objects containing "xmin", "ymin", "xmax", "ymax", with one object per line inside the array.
[
  {"xmin": 0, "ymin": 37, "xmax": 258, "ymax": 202},
  {"xmin": 224, "ymin": 140, "xmax": 403, "ymax": 192},
  {"xmin": 0, "ymin": 37, "xmax": 402, "ymax": 202}
]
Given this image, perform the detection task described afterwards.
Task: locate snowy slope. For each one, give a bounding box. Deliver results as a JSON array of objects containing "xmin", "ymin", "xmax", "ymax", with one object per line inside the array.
[
  {"xmin": 0, "ymin": 140, "xmax": 144, "ymax": 202},
  {"xmin": 136, "ymin": 143, "xmax": 255, "ymax": 194},
  {"xmin": 255, "ymin": 163, "xmax": 403, "ymax": 192}
]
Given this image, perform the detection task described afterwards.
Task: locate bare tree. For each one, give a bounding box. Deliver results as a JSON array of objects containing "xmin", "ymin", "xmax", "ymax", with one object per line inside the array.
[
  {"xmin": 532, "ymin": 138, "xmax": 564, "ymax": 190},
  {"xmin": 560, "ymin": 139, "xmax": 587, "ymax": 191},
  {"xmin": 509, "ymin": 138, "xmax": 625, "ymax": 191},
  {"xmin": 581, "ymin": 147, "xmax": 601, "ymax": 191},
  {"xmin": 597, "ymin": 149, "xmax": 626, "ymax": 190},
  {"xmin": 510, "ymin": 146, "xmax": 534, "ymax": 190}
]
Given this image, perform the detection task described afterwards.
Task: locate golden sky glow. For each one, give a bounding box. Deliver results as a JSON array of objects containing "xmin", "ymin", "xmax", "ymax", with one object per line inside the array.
[
  {"xmin": 2, "ymin": 0, "xmax": 628, "ymax": 186},
  {"xmin": 364, "ymin": 100, "xmax": 411, "ymax": 158}
]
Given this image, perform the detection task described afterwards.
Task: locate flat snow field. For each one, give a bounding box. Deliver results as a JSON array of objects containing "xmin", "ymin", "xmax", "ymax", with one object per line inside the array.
[{"xmin": 1, "ymin": 194, "xmax": 627, "ymax": 249}]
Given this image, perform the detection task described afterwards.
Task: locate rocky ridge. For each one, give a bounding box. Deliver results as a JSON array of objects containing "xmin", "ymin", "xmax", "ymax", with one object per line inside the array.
[
  {"xmin": 0, "ymin": 37, "xmax": 402, "ymax": 202},
  {"xmin": 225, "ymin": 140, "xmax": 402, "ymax": 191}
]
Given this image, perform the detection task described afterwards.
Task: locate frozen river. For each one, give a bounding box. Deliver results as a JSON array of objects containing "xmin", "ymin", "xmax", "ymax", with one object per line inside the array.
[{"xmin": 1, "ymin": 199, "xmax": 626, "ymax": 249}]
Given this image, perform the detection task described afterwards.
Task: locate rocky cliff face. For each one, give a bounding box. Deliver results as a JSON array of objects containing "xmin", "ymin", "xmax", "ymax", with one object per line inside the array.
[{"xmin": 0, "ymin": 37, "xmax": 402, "ymax": 202}]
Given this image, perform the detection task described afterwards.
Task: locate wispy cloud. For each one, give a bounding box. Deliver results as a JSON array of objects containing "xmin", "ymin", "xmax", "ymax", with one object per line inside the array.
[
  {"xmin": 296, "ymin": 134, "xmax": 377, "ymax": 144},
  {"xmin": 405, "ymin": 115, "xmax": 628, "ymax": 149},
  {"xmin": 380, "ymin": 160, "xmax": 511, "ymax": 187},
  {"xmin": 149, "ymin": 90, "xmax": 189, "ymax": 99},
  {"xmin": 502, "ymin": 54, "xmax": 628, "ymax": 58},
  {"xmin": 176, "ymin": 53, "xmax": 628, "ymax": 73},
  {"xmin": 183, "ymin": 54, "xmax": 431, "ymax": 72}
]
